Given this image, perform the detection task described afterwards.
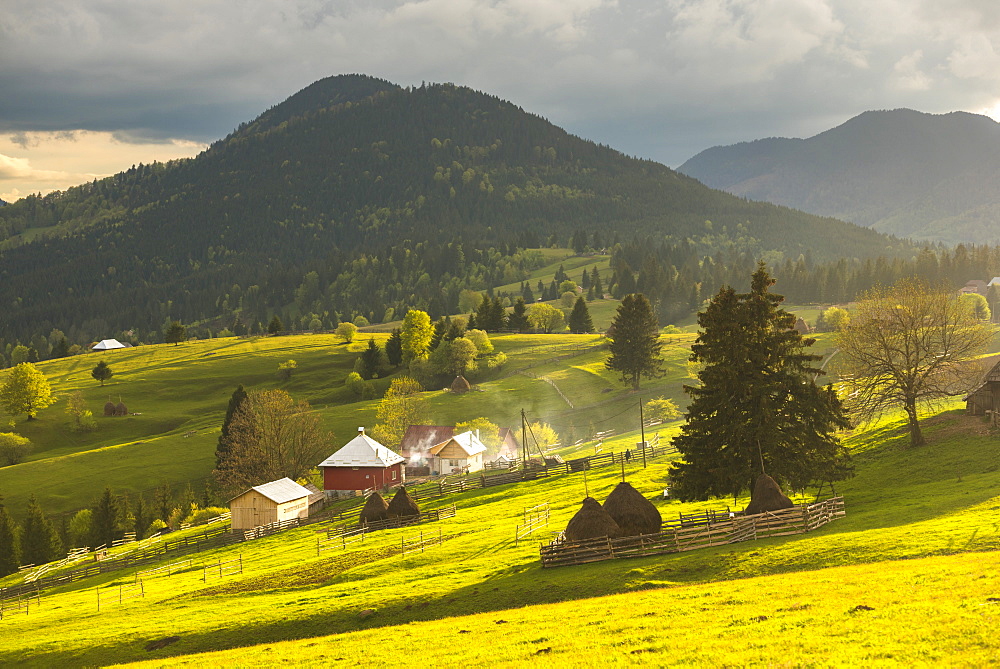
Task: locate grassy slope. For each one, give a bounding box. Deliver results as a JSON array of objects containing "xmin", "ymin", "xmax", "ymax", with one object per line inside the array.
[
  {"xmin": 1, "ymin": 402, "xmax": 1000, "ymax": 665},
  {"xmin": 0, "ymin": 331, "xmax": 694, "ymax": 520}
]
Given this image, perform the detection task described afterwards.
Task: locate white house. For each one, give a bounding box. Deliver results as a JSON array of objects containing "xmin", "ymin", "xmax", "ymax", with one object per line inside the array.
[{"xmin": 428, "ymin": 430, "xmax": 488, "ymax": 474}]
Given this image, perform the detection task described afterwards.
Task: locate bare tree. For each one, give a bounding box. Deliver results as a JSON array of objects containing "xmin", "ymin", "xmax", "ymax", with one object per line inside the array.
[
  {"xmin": 214, "ymin": 389, "xmax": 333, "ymax": 496},
  {"xmin": 836, "ymin": 278, "xmax": 993, "ymax": 446}
]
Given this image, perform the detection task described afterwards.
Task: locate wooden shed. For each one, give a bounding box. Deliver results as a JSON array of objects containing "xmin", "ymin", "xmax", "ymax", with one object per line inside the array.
[
  {"xmin": 228, "ymin": 477, "xmax": 312, "ymax": 531},
  {"xmin": 428, "ymin": 430, "xmax": 487, "ymax": 475},
  {"xmin": 966, "ymin": 357, "xmax": 1000, "ymax": 422}
]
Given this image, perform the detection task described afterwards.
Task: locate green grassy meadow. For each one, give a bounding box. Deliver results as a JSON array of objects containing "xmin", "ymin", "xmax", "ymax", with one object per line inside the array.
[
  {"xmin": 0, "ymin": 402, "xmax": 999, "ymax": 666},
  {"xmin": 4, "ymin": 322, "xmax": 1000, "ymax": 666}
]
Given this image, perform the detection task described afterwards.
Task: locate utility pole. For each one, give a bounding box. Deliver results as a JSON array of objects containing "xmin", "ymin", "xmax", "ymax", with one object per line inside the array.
[{"xmin": 639, "ymin": 398, "xmax": 647, "ymax": 468}]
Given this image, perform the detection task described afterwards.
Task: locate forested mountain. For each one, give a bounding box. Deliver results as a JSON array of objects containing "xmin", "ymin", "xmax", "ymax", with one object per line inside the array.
[
  {"xmin": 0, "ymin": 75, "xmax": 907, "ymax": 350},
  {"xmin": 679, "ymin": 109, "xmax": 1000, "ymax": 244}
]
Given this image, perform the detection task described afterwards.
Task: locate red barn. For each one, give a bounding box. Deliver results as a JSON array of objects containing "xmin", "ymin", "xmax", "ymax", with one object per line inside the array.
[{"xmin": 318, "ymin": 427, "xmax": 405, "ymax": 493}]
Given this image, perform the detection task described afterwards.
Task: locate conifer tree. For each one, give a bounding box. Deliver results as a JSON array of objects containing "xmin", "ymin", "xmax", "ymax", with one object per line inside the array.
[
  {"xmin": 92, "ymin": 360, "xmax": 114, "ymax": 386},
  {"xmin": 670, "ymin": 263, "xmax": 852, "ymax": 501},
  {"xmin": 385, "ymin": 329, "xmax": 403, "ymax": 367},
  {"xmin": 0, "ymin": 496, "xmax": 20, "ymax": 576},
  {"xmin": 267, "ymin": 315, "xmax": 284, "ymax": 335},
  {"xmin": 216, "ymin": 385, "xmax": 248, "ymax": 468},
  {"xmin": 359, "ymin": 337, "xmax": 383, "ymax": 379},
  {"xmin": 605, "ymin": 293, "xmax": 663, "ymax": 389},
  {"xmin": 568, "ymin": 296, "xmax": 595, "ymax": 333},
  {"xmin": 21, "ymin": 495, "xmax": 62, "ymax": 566},
  {"xmin": 164, "ymin": 320, "xmax": 186, "ymax": 345},
  {"xmin": 509, "ymin": 297, "xmax": 530, "ymax": 332}
]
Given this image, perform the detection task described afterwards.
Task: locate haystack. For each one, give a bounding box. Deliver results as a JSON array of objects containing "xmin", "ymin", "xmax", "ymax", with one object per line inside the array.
[
  {"xmin": 450, "ymin": 375, "xmax": 471, "ymax": 394},
  {"xmin": 386, "ymin": 486, "xmax": 421, "ymax": 518},
  {"xmin": 742, "ymin": 474, "xmax": 794, "ymax": 516},
  {"xmin": 603, "ymin": 482, "xmax": 662, "ymax": 536},
  {"xmin": 564, "ymin": 497, "xmax": 621, "ymax": 541},
  {"xmin": 115, "ymin": 401, "xmax": 128, "ymax": 416},
  {"xmin": 359, "ymin": 491, "xmax": 389, "ymax": 524},
  {"xmin": 103, "ymin": 401, "xmax": 116, "ymax": 417}
]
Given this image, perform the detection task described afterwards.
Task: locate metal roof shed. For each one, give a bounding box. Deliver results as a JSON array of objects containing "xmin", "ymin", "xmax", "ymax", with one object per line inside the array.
[{"xmin": 228, "ymin": 477, "xmax": 312, "ymax": 531}]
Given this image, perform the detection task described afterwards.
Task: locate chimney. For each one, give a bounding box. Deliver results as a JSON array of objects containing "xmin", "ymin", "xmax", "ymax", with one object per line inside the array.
[
  {"xmin": 358, "ymin": 427, "xmax": 365, "ymax": 435},
  {"xmin": 476, "ymin": 428, "xmax": 480, "ymax": 441}
]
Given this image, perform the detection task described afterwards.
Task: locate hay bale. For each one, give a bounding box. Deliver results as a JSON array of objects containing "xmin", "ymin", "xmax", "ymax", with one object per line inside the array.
[
  {"xmin": 103, "ymin": 401, "xmax": 116, "ymax": 417},
  {"xmin": 564, "ymin": 497, "xmax": 621, "ymax": 541},
  {"xmin": 359, "ymin": 491, "xmax": 389, "ymax": 524},
  {"xmin": 386, "ymin": 487, "xmax": 421, "ymax": 518},
  {"xmin": 742, "ymin": 474, "xmax": 794, "ymax": 516},
  {"xmin": 115, "ymin": 401, "xmax": 128, "ymax": 416},
  {"xmin": 603, "ymin": 482, "xmax": 662, "ymax": 536},
  {"xmin": 450, "ymin": 375, "xmax": 471, "ymax": 394}
]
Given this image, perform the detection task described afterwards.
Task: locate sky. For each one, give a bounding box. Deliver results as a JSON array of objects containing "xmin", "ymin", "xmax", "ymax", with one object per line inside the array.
[{"xmin": 4, "ymin": 0, "xmax": 1000, "ymax": 201}]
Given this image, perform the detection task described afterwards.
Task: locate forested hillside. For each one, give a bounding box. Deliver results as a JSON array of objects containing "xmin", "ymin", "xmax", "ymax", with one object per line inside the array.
[
  {"xmin": 679, "ymin": 109, "xmax": 1000, "ymax": 244},
  {"xmin": 0, "ymin": 75, "xmax": 906, "ymax": 351}
]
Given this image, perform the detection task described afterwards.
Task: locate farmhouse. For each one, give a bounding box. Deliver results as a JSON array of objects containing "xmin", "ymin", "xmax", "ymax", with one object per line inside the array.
[
  {"xmin": 228, "ymin": 477, "xmax": 312, "ymax": 531},
  {"xmin": 318, "ymin": 427, "xmax": 405, "ymax": 493},
  {"xmin": 400, "ymin": 424, "xmax": 520, "ymax": 464},
  {"xmin": 427, "ymin": 430, "xmax": 488, "ymax": 474}
]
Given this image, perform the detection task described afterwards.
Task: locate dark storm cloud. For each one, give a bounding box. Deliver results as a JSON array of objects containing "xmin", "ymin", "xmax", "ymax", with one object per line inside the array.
[{"xmin": 4, "ymin": 0, "xmax": 1000, "ymax": 166}]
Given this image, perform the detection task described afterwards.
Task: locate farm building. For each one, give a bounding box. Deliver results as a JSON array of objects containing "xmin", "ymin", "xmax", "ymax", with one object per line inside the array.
[
  {"xmin": 400, "ymin": 424, "xmax": 520, "ymax": 463},
  {"xmin": 92, "ymin": 339, "xmax": 128, "ymax": 351},
  {"xmin": 228, "ymin": 477, "xmax": 312, "ymax": 531},
  {"xmin": 966, "ymin": 358, "xmax": 1000, "ymax": 421},
  {"xmin": 428, "ymin": 430, "xmax": 488, "ymax": 474},
  {"xmin": 318, "ymin": 427, "xmax": 405, "ymax": 493}
]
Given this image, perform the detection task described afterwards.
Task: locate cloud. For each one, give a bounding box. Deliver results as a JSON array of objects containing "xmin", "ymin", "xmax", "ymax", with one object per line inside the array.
[
  {"xmin": 0, "ymin": 153, "xmax": 71, "ymax": 182},
  {"xmin": 3, "ymin": 0, "xmax": 1000, "ymax": 173}
]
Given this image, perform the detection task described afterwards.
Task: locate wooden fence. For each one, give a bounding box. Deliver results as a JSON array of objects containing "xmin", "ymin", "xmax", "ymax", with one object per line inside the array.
[
  {"xmin": 515, "ymin": 503, "xmax": 550, "ymax": 546},
  {"xmin": 540, "ymin": 497, "xmax": 846, "ymax": 568},
  {"xmin": 325, "ymin": 505, "xmax": 457, "ymax": 540},
  {"xmin": 243, "ymin": 517, "xmax": 301, "ymax": 541},
  {"xmin": 96, "ymin": 580, "xmax": 145, "ymax": 611},
  {"xmin": 202, "ymin": 555, "xmax": 244, "ymax": 582},
  {"xmin": 0, "ymin": 588, "xmax": 39, "ymax": 620},
  {"xmin": 400, "ymin": 529, "xmax": 443, "ymax": 557},
  {"xmin": 134, "ymin": 558, "xmax": 196, "ymax": 584}
]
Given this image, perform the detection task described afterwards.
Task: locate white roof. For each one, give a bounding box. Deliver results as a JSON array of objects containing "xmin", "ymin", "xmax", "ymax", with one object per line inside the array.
[
  {"xmin": 92, "ymin": 339, "xmax": 126, "ymax": 350},
  {"xmin": 989, "ymin": 277, "xmax": 1000, "ymax": 287},
  {"xmin": 318, "ymin": 431, "xmax": 405, "ymax": 468},
  {"xmin": 231, "ymin": 477, "xmax": 311, "ymax": 504},
  {"xmin": 430, "ymin": 430, "xmax": 487, "ymax": 458}
]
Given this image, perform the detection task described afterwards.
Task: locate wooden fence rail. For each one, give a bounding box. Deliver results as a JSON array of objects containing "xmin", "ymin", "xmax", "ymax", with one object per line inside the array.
[
  {"xmin": 96, "ymin": 580, "xmax": 145, "ymax": 611},
  {"xmin": 540, "ymin": 497, "xmax": 846, "ymax": 568},
  {"xmin": 400, "ymin": 529, "xmax": 443, "ymax": 557},
  {"xmin": 0, "ymin": 588, "xmax": 39, "ymax": 620},
  {"xmin": 135, "ymin": 558, "xmax": 196, "ymax": 584},
  {"xmin": 202, "ymin": 555, "xmax": 244, "ymax": 582},
  {"xmin": 515, "ymin": 503, "xmax": 551, "ymax": 546}
]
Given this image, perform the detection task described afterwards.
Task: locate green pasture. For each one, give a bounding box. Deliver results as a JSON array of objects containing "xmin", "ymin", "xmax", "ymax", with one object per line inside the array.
[
  {"xmin": 0, "ymin": 331, "xmax": 697, "ymax": 519},
  {"xmin": 1, "ymin": 402, "xmax": 999, "ymax": 665}
]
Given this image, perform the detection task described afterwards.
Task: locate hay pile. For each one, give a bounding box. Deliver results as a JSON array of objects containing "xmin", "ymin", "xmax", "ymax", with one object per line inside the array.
[
  {"xmin": 742, "ymin": 474, "xmax": 794, "ymax": 516},
  {"xmin": 103, "ymin": 401, "xmax": 116, "ymax": 417},
  {"xmin": 603, "ymin": 482, "xmax": 662, "ymax": 536},
  {"xmin": 450, "ymin": 376, "xmax": 471, "ymax": 394},
  {"xmin": 115, "ymin": 401, "xmax": 128, "ymax": 416},
  {"xmin": 386, "ymin": 487, "xmax": 421, "ymax": 518},
  {"xmin": 564, "ymin": 497, "xmax": 621, "ymax": 541},
  {"xmin": 359, "ymin": 491, "xmax": 389, "ymax": 524}
]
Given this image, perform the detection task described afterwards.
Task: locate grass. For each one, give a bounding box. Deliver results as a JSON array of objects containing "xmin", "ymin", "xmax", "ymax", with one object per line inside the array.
[
  {"xmin": 3, "ymin": 400, "xmax": 1000, "ymax": 665},
  {"xmin": 0, "ymin": 331, "xmax": 700, "ymax": 520}
]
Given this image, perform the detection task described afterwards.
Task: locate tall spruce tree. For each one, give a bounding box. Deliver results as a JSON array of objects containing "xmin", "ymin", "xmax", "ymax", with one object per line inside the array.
[
  {"xmin": 568, "ymin": 296, "xmax": 595, "ymax": 333},
  {"xmin": 21, "ymin": 495, "xmax": 62, "ymax": 565},
  {"xmin": 359, "ymin": 337, "xmax": 383, "ymax": 379},
  {"xmin": 216, "ymin": 385, "xmax": 248, "ymax": 468},
  {"xmin": 605, "ymin": 293, "xmax": 663, "ymax": 389},
  {"xmin": 509, "ymin": 297, "xmax": 530, "ymax": 332},
  {"xmin": 0, "ymin": 496, "xmax": 21, "ymax": 576},
  {"xmin": 670, "ymin": 263, "xmax": 852, "ymax": 502},
  {"xmin": 385, "ymin": 329, "xmax": 403, "ymax": 367}
]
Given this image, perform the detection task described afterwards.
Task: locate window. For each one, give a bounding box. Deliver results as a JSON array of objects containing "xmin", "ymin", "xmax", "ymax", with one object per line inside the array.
[{"xmin": 392, "ymin": 470, "xmax": 397, "ymax": 480}]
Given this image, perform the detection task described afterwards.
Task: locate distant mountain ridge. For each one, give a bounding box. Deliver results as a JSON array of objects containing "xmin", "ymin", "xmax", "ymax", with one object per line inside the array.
[
  {"xmin": 678, "ymin": 109, "xmax": 1000, "ymax": 244},
  {"xmin": 0, "ymin": 75, "xmax": 904, "ymax": 343}
]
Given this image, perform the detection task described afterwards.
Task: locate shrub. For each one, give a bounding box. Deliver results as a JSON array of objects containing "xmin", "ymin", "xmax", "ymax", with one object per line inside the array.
[
  {"xmin": 185, "ymin": 506, "xmax": 229, "ymax": 526},
  {"xmin": 0, "ymin": 432, "xmax": 32, "ymax": 465},
  {"xmin": 146, "ymin": 519, "xmax": 167, "ymax": 536}
]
